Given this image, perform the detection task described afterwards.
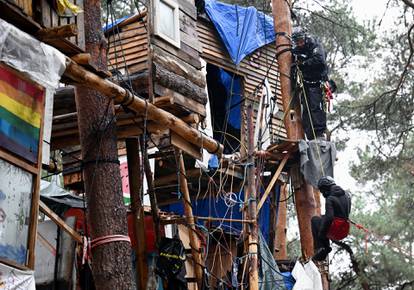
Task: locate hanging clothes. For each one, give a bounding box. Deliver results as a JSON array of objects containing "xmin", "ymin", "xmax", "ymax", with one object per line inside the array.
[
  {"xmin": 298, "ymin": 139, "xmax": 336, "ymax": 188},
  {"xmin": 291, "ymin": 261, "xmax": 323, "ymax": 290},
  {"xmin": 303, "ymin": 261, "xmax": 323, "ymax": 290},
  {"xmin": 291, "ymin": 261, "xmax": 313, "ymax": 290}
]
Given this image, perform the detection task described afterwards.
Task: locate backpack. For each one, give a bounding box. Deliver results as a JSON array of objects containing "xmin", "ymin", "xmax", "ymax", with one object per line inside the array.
[
  {"xmin": 327, "ymin": 217, "xmax": 350, "ymax": 241},
  {"xmin": 156, "ymin": 237, "xmax": 186, "ymax": 280}
]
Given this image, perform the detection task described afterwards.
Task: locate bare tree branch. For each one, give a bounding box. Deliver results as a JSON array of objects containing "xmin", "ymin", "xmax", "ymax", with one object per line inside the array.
[
  {"xmin": 402, "ymin": 0, "xmax": 414, "ymax": 9},
  {"xmin": 399, "ymin": 280, "xmax": 414, "ymax": 290},
  {"xmin": 333, "ymin": 241, "xmax": 371, "ymax": 290},
  {"xmin": 293, "ymin": 7, "xmax": 365, "ymax": 33}
]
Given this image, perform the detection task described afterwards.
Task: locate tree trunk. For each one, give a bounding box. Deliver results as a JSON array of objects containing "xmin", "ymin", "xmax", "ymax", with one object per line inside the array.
[
  {"xmin": 272, "ymin": 0, "xmax": 317, "ymax": 260},
  {"xmin": 74, "ymin": 0, "xmax": 133, "ymax": 288}
]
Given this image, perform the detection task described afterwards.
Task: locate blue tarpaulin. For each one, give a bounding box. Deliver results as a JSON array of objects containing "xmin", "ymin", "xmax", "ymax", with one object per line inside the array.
[
  {"xmin": 281, "ymin": 272, "xmax": 295, "ymax": 290},
  {"xmin": 204, "ymin": 0, "xmax": 276, "ymax": 65},
  {"xmin": 161, "ymin": 186, "xmax": 280, "ymax": 243},
  {"xmin": 102, "ymin": 15, "xmax": 130, "ymax": 32},
  {"xmin": 219, "ymin": 68, "xmax": 242, "ymax": 129}
]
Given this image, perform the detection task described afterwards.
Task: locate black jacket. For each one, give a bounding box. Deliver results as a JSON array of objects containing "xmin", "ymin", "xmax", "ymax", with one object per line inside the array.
[
  {"xmin": 293, "ymin": 36, "xmax": 328, "ymax": 83},
  {"xmin": 320, "ymin": 185, "xmax": 351, "ymax": 237}
]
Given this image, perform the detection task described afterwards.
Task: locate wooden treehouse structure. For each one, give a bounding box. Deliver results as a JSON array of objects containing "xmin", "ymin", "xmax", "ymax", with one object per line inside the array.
[{"xmin": 0, "ymin": 0, "xmax": 330, "ymax": 288}]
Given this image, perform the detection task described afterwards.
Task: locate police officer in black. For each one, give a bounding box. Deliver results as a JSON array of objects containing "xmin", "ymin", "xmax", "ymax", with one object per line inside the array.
[
  {"xmin": 312, "ymin": 176, "xmax": 352, "ymax": 261},
  {"xmin": 291, "ymin": 27, "xmax": 329, "ymax": 140}
]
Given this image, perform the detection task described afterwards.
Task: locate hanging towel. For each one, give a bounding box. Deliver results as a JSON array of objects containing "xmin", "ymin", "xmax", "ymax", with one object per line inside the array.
[{"xmin": 298, "ymin": 139, "xmax": 336, "ymax": 188}]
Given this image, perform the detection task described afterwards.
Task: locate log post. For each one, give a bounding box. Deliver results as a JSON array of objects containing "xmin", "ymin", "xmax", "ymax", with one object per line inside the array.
[
  {"xmin": 272, "ymin": 0, "xmax": 317, "ymax": 260},
  {"xmin": 269, "ymin": 190, "xmax": 277, "ymax": 256},
  {"xmin": 36, "ymin": 24, "xmax": 78, "ymax": 40},
  {"xmin": 314, "ymin": 187, "xmax": 322, "ymax": 216},
  {"xmin": 246, "ymin": 104, "xmax": 259, "ymax": 290},
  {"xmin": 275, "ymin": 184, "xmax": 288, "ymax": 260},
  {"xmin": 175, "ymin": 149, "xmax": 204, "ymax": 288},
  {"xmin": 126, "ymin": 138, "xmax": 148, "ymax": 289},
  {"xmin": 141, "ymin": 137, "xmax": 161, "ymax": 246},
  {"xmin": 74, "ymin": 0, "xmax": 133, "ymax": 288}
]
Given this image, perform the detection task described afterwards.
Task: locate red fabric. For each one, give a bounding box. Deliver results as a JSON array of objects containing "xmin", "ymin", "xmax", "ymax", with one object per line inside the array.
[
  {"xmin": 327, "ymin": 217, "xmax": 350, "ymax": 241},
  {"xmin": 323, "ymin": 81, "xmax": 334, "ymax": 112}
]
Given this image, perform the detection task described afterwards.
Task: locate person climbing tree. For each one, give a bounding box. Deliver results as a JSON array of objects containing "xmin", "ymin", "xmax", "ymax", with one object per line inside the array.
[
  {"xmin": 291, "ymin": 27, "xmax": 329, "ymax": 140},
  {"xmin": 311, "ymin": 176, "xmax": 352, "ymax": 261}
]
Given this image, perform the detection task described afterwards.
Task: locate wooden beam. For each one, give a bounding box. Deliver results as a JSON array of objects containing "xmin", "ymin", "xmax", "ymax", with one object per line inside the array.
[
  {"xmin": 257, "ymin": 153, "xmax": 290, "ymax": 212},
  {"xmin": 141, "ymin": 138, "xmax": 161, "ymax": 245},
  {"xmin": 37, "ymin": 232, "xmax": 57, "ymax": 256},
  {"xmin": 37, "ymin": 24, "xmax": 78, "ymax": 40},
  {"xmin": 71, "ymin": 53, "xmax": 92, "ymax": 65},
  {"xmin": 175, "ymin": 149, "xmax": 204, "ymax": 288},
  {"xmin": 245, "ymin": 105, "xmax": 258, "ymax": 290},
  {"xmin": 126, "ymin": 138, "xmax": 148, "ymax": 289},
  {"xmin": 181, "ymin": 113, "xmax": 200, "ymax": 125},
  {"xmin": 195, "ymin": 216, "xmax": 254, "ymax": 223},
  {"xmin": 171, "ymin": 132, "xmax": 202, "ymax": 160},
  {"xmin": 39, "ymin": 201, "xmax": 82, "ymax": 244},
  {"xmin": 275, "ymin": 184, "xmax": 288, "ymax": 260},
  {"xmin": 63, "ymin": 60, "xmax": 222, "ymax": 155},
  {"xmin": 154, "ymin": 168, "xmax": 201, "ymax": 187}
]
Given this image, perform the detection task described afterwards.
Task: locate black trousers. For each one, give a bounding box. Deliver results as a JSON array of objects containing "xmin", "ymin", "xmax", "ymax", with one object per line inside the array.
[
  {"xmin": 311, "ymin": 215, "xmax": 330, "ymax": 250},
  {"xmin": 301, "ymin": 85, "xmax": 327, "ymax": 140}
]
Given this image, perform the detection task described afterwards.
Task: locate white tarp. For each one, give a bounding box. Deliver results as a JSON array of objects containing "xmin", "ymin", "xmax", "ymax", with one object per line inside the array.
[
  {"xmin": 0, "ymin": 18, "xmax": 66, "ymax": 165},
  {"xmin": 254, "ymin": 77, "xmax": 277, "ymax": 151},
  {"xmin": 0, "ymin": 262, "xmax": 35, "ymax": 290}
]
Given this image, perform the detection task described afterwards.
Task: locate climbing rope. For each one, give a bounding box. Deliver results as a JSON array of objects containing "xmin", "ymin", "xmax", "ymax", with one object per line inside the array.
[{"xmin": 296, "ymin": 66, "xmax": 326, "ymax": 177}]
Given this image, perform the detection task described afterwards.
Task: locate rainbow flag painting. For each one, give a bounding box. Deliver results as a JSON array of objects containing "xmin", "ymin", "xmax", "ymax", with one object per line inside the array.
[{"xmin": 0, "ymin": 64, "xmax": 45, "ymax": 163}]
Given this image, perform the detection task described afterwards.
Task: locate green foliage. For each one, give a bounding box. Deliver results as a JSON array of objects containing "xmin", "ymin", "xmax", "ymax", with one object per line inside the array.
[{"xmin": 288, "ymin": 1, "xmax": 414, "ymax": 288}]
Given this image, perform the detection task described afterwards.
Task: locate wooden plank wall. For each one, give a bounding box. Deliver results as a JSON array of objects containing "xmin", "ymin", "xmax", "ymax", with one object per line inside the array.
[
  {"xmin": 38, "ymin": 0, "xmax": 85, "ymax": 50},
  {"xmin": 16, "ymin": 0, "xmax": 32, "ymax": 16},
  {"xmin": 197, "ymin": 18, "xmax": 287, "ymax": 140},
  {"xmin": 151, "ymin": 0, "xmax": 207, "ymax": 113},
  {"xmin": 107, "ymin": 15, "xmax": 149, "ymax": 75}
]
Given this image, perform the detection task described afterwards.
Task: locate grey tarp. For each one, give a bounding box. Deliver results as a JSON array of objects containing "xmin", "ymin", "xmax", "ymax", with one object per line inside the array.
[
  {"xmin": 298, "ymin": 139, "xmax": 336, "ymax": 188},
  {"xmin": 40, "ymin": 177, "xmax": 85, "ymax": 215},
  {"xmin": 259, "ymin": 231, "xmax": 287, "ymax": 290}
]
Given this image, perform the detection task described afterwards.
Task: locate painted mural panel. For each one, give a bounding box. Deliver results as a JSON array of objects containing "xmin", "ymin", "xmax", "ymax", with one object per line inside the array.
[
  {"xmin": 0, "ymin": 64, "xmax": 45, "ymax": 163},
  {"xmin": 0, "ymin": 158, "xmax": 33, "ymax": 265}
]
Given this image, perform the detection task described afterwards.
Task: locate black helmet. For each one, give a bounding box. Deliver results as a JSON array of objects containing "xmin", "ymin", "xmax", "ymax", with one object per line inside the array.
[
  {"xmin": 292, "ymin": 27, "xmax": 306, "ymax": 43},
  {"xmin": 318, "ymin": 176, "xmax": 335, "ymax": 193}
]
